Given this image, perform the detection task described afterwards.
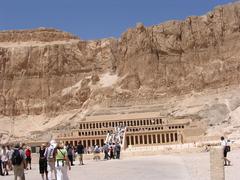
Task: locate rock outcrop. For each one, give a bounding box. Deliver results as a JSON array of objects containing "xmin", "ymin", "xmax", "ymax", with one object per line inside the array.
[{"xmin": 1, "ymin": 2, "xmax": 240, "ymax": 139}]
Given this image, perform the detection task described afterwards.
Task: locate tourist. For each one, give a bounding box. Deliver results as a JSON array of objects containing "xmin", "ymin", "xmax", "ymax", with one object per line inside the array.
[
  {"xmin": 72, "ymin": 146, "xmax": 76, "ymax": 162},
  {"xmin": 1, "ymin": 145, "xmax": 9, "ymax": 175},
  {"xmin": 25, "ymin": 146, "xmax": 32, "ymax": 170},
  {"xmin": 109, "ymin": 145, "xmax": 114, "ymax": 159},
  {"xmin": 87, "ymin": 146, "xmax": 90, "ymax": 154},
  {"xmin": 93, "ymin": 145, "xmax": 100, "ymax": 161},
  {"xmin": 7, "ymin": 145, "xmax": 13, "ymax": 171},
  {"xmin": 76, "ymin": 142, "xmax": 84, "ymax": 165},
  {"xmin": 220, "ymin": 136, "xmax": 231, "ymax": 166},
  {"xmin": 112, "ymin": 143, "xmax": 116, "ymax": 159},
  {"xmin": 45, "ymin": 140, "xmax": 57, "ymax": 180},
  {"xmin": 12, "ymin": 143, "xmax": 26, "ymax": 180},
  {"xmin": 103, "ymin": 143, "xmax": 109, "ymax": 160},
  {"xmin": 0, "ymin": 146, "xmax": 3, "ymax": 176},
  {"xmin": 39, "ymin": 144, "xmax": 48, "ymax": 180},
  {"xmin": 114, "ymin": 143, "xmax": 121, "ymax": 159},
  {"xmin": 67, "ymin": 144, "xmax": 74, "ymax": 166},
  {"xmin": 55, "ymin": 142, "xmax": 71, "ymax": 180}
]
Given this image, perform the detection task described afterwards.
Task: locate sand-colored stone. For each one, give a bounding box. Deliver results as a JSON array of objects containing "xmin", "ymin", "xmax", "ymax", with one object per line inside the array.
[
  {"xmin": 1, "ymin": 2, "xmax": 240, "ymax": 141},
  {"xmin": 210, "ymin": 147, "xmax": 225, "ymax": 180}
]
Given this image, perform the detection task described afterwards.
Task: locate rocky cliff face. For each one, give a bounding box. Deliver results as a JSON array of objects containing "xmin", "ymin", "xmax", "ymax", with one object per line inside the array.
[
  {"xmin": 1, "ymin": 2, "xmax": 240, "ymax": 139},
  {"xmin": 0, "ymin": 28, "xmax": 117, "ymax": 116}
]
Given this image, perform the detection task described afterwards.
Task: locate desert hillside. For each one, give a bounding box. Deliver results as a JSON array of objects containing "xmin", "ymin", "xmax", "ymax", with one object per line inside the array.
[{"xmin": 1, "ymin": 2, "xmax": 240, "ymax": 142}]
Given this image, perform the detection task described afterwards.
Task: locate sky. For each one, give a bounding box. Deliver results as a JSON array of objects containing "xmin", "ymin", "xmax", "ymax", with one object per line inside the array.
[{"xmin": 0, "ymin": 0, "xmax": 236, "ymax": 40}]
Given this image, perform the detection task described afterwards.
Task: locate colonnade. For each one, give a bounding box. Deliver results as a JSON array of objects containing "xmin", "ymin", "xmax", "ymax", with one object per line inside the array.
[
  {"xmin": 58, "ymin": 116, "xmax": 188, "ymax": 148},
  {"xmin": 79, "ymin": 118, "xmax": 164, "ymax": 130},
  {"xmin": 62, "ymin": 131, "xmax": 182, "ymax": 148},
  {"xmin": 64, "ymin": 138, "xmax": 105, "ymax": 147},
  {"xmin": 126, "ymin": 132, "xmax": 179, "ymax": 146}
]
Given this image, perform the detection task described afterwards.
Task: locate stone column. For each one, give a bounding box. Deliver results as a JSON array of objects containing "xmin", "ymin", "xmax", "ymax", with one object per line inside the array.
[
  {"xmin": 143, "ymin": 135, "xmax": 146, "ymax": 144},
  {"xmin": 155, "ymin": 134, "xmax": 158, "ymax": 144},
  {"xmin": 210, "ymin": 147, "xmax": 225, "ymax": 180},
  {"xmin": 129, "ymin": 136, "xmax": 132, "ymax": 145},
  {"xmin": 146, "ymin": 134, "xmax": 149, "ymax": 144},
  {"xmin": 133, "ymin": 135, "xmax": 136, "ymax": 145},
  {"xmin": 150, "ymin": 134, "xmax": 153, "ymax": 144}
]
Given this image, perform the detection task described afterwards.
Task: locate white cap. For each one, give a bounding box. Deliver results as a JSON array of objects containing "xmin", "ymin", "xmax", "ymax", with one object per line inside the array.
[{"xmin": 50, "ymin": 140, "xmax": 57, "ymax": 148}]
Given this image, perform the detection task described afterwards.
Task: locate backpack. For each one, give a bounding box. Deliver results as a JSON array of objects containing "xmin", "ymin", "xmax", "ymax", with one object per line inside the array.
[
  {"xmin": 45, "ymin": 147, "xmax": 56, "ymax": 161},
  {"xmin": 12, "ymin": 149, "xmax": 23, "ymax": 165},
  {"xmin": 225, "ymin": 145, "xmax": 231, "ymax": 152},
  {"xmin": 94, "ymin": 147, "xmax": 100, "ymax": 153},
  {"xmin": 115, "ymin": 144, "xmax": 121, "ymax": 152}
]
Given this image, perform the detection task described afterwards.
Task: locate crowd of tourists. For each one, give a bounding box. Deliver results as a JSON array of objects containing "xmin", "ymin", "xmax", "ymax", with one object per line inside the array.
[
  {"xmin": 0, "ymin": 143, "xmax": 32, "ymax": 178},
  {"xmin": 107, "ymin": 125, "xmax": 126, "ymax": 145},
  {"xmin": 0, "ymin": 140, "xmax": 121, "ymax": 180},
  {"xmin": 0, "ymin": 135, "xmax": 233, "ymax": 179}
]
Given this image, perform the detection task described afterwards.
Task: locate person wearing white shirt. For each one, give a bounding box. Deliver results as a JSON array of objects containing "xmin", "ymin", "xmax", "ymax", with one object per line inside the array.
[
  {"xmin": 220, "ymin": 136, "xmax": 231, "ymax": 166},
  {"xmin": 1, "ymin": 146, "xmax": 9, "ymax": 176}
]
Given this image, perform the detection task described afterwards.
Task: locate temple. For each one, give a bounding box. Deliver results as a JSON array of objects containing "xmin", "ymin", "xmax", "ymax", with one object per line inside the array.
[{"xmin": 55, "ymin": 112, "xmax": 205, "ymax": 149}]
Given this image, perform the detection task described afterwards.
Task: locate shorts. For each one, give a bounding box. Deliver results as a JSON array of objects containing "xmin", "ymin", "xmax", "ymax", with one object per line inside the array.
[
  {"xmin": 39, "ymin": 159, "xmax": 48, "ymax": 174},
  {"xmin": 223, "ymin": 150, "xmax": 228, "ymax": 158},
  {"xmin": 2, "ymin": 161, "xmax": 8, "ymax": 168},
  {"xmin": 26, "ymin": 157, "xmax": 31, "ymax": 163},
  {"xmin": 78, "ymin": 154, "xmax": 83, "ymax": 159}
]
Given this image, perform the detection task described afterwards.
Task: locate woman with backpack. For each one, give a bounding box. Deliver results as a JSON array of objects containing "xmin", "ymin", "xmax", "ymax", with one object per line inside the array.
[
  {"xmin": 12, "ymin": 143, "xmax": 26, "ymax": 180},
  {"xmin": 55, "ymin": 142, "xmax": 71, "ymax": 180},
  {"xmin": 44, "ymin": 140, "xmax": 57, "ymax": 180}
]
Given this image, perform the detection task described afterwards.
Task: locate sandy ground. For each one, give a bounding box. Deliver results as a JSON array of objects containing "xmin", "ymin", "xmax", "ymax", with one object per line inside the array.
[{"xmin": 1, "ymin": 149, "xmax": 239, "ymax": 180}]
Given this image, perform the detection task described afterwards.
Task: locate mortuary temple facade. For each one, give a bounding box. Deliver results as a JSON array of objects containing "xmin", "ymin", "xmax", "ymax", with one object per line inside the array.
[{"xmin": 55, "ymin": 112, "xmax": 206, "ymax": 149}]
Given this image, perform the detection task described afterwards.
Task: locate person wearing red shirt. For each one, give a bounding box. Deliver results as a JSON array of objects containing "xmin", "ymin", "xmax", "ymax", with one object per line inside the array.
[{"xmin": 25, "ymin": 147, "xmax": 32, "ymax": 170}]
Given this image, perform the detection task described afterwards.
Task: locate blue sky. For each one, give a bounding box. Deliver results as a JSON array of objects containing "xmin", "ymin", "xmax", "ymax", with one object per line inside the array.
[{"xmin": 0, "ymin": 0, "xmax": 235, "ymax": 40}]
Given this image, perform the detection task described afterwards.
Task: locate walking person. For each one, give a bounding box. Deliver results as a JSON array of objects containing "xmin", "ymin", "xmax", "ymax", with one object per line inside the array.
[
  {"xmin": 55, "ymin": 142, "xmax": 71, "ymax": 180},
  {"xmin": 220, "ymin": 136, "xmax": 231, "ymax": 166},
  {"xmin": 45, "ymin": 140, "xmax": 57, "ymax": 180},
  {"xmin": 93, "ymin": 145, "xmax": 100, "ymax": 161},
  {"xmin": 114, "ymin": 143, "xmax": 121, "ymax": 159},
  {"xmin": 7, "ymin": 145, "xmax": 13, "ymax": 171},
  {"xmin": 76, "ymin": 142, "xmax": 84, "ymax": 165},
  {"xmin": 1, "ymin": 145, "xmax": 9, "ymax": 176},
  {"xmin": 39, "ymin": 144, "xmax": 48, "ymax": 180},
  {"xmin": 67, "ymin": 145, "xmax": 74, "ymax": 166},
  {"xmin": 103, "ymin": 143, "xmax": 109, "ymax": 160},
  {"xmin": 12, "ymin": 143, "xmax": 26, "ymax": 180},
  {"xmin": 0, "ymin": 146, "xmax": 3, "ymax": 176},
  {"xmin": 109, "ymin": 145, "xmax": 114, "ymax": 159},
  {"xmin": 25, "ymin": 146, "xmax": 32, "ymax": 170}
]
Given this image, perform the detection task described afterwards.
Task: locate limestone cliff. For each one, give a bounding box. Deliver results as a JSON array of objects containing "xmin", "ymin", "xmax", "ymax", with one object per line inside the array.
[{"xmin": 1, "ymin": 2, "xmax": 240, "ymax": 140}]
